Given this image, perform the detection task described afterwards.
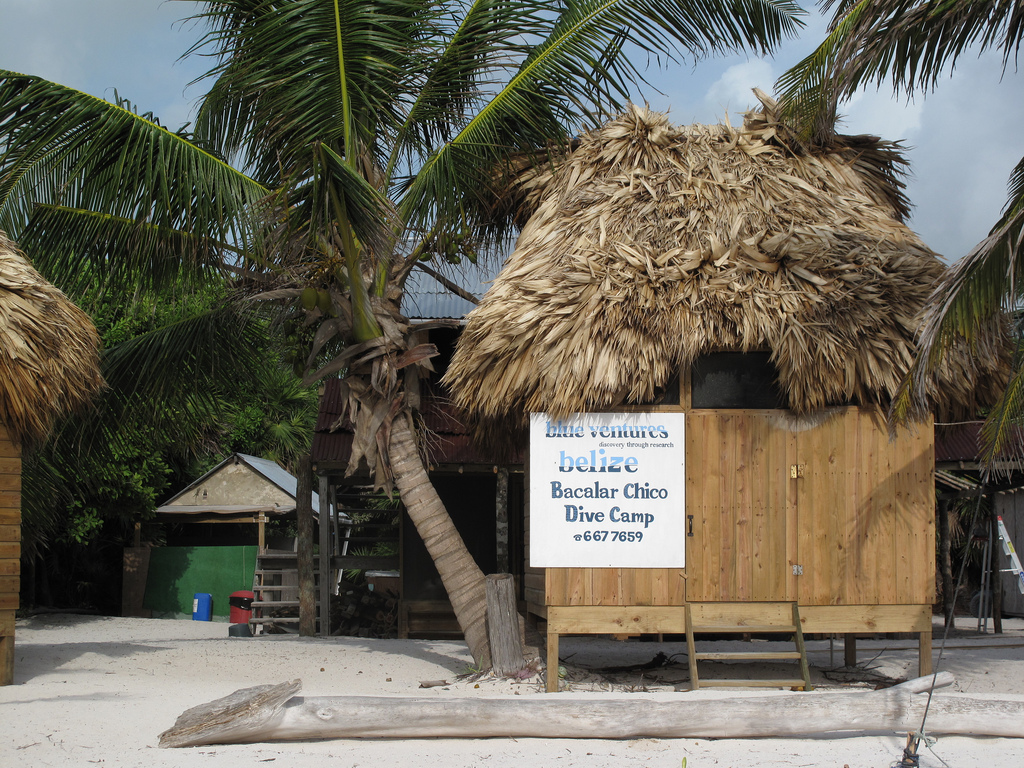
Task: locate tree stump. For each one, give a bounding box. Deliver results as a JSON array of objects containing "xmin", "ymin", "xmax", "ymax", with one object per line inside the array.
[{"xmin": 486, "ymin": 573, "xmax": 524, "ymax": 676}]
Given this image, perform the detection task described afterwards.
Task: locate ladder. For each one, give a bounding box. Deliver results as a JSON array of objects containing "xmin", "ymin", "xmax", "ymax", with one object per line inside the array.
[
  {"xmin": 250, "ymin": 551, "xmax": 318, "ymax": 634},
  {"xmin": 685, "ymin": 602, "xmax": 812, "ymax": 691},
  {"xmin": 998, "ymin": 516, "xmax": 1024, "ymax": 595},
  {"xmin": 977, "ymin": 516, "xmax": 1024, "ymax": 632}
]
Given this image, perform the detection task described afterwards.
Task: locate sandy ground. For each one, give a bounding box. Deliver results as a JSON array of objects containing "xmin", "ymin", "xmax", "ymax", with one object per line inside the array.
[{"xmin": 2, "ymin": 614, "xmax": 1024, "ymax": 767}]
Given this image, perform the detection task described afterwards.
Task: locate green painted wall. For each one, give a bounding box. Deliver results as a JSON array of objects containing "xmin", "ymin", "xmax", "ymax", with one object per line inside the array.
[{"xmin": 143, "ymin": 546, "xmax": 257, "ymax": 619}]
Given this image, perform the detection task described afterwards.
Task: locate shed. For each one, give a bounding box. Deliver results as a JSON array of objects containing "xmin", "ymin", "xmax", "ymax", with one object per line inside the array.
[
  {"xmin": 935, "ymin": 423, "xmax": 1024, "ymax": 619},
  {"xmin": 0, "ymin": 231, "xmax": 103, "ymax": 685},
  {"xmin": 444, "ymin": 99, "xmax": 1002, "ymax": 687},
  {"xmin": 155, "ymin": 452, "xmax": 321, "ymax": 550},
  {"xmin": 128, "ymin": 453, "xmax": 324, "ymax": 623}
]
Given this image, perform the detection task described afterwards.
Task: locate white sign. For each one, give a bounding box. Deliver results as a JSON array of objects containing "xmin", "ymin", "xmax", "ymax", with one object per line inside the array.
[{"xmin": 529, "ymin": 412, "xmax": 685, "ymax": 568}]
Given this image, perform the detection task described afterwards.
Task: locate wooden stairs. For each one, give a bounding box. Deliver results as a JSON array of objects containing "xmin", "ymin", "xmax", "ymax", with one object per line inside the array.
[
  {"xmin": 250, "ymin": 550, "xmax": 318, "ymax": 634},
  {"xmin": 685, "ymin": 602, "xmax": 812, "ymax": 691}
]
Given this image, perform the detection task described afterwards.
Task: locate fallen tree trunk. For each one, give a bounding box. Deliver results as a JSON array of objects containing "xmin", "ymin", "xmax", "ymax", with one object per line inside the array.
[{"xmin": 159, "ymin": 672, "xmax": 1024, "ymax": 748}]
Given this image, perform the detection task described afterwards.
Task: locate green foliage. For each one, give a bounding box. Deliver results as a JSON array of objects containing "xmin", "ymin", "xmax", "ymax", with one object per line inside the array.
[{"xmin": 218, "ymin": 365, "xmax": 318, "ymax": 473}]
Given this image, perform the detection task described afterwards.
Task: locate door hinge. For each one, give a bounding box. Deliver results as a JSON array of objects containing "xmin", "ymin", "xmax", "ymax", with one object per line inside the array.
[
  {"xmin": 790, "ymin": 464, "xmax": 805, "ymax": 479},
  {"xmin": 792, "ymin": 564, "xmax": 804, "ymax": 576}
]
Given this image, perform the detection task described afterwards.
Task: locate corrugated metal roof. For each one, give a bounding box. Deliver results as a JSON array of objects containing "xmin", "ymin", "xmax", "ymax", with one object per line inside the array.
[
  {"xmin": 936, "ymin": 423, "xmax": 1024, "ymax": 463},
  {"xmin": 237, "ymin": 453, "xmax": 316, "ymax": 508},
  {"xmin": 314, "ymin": 430, "xmax": 519, "ymax": 467},
  {"xmin": 316, "ymin": 379, "xmax": 468, "ymax": 435},
  {"xmin": 314, "ymin": 379, "xmax": 522, "ymax": 466},
  {"xmin": 401, "ymin": 260, "xmax": 502, "ymax": 319}
]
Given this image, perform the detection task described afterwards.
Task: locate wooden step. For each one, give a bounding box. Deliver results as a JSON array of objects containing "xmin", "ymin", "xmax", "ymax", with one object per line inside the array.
[
  {"xmin": 249, "ymin": 616, "xmax": 302, "ymax": 625},
  {"xmin": 694, "ymin": 651, "xmax": 802, "ymax": 661},
  {"xmin": 252, "ymin": 600, "xmax": 300, "ymax": 608},
  {"xmin": 689, "ymin": 625, "xmax": 797, "ymax": 634},
  {"xmin": 685, "ymin": 603, "xmax": 812, "ymax": 692},
  {"xmin": 695, "ymin": 678, "xmax": 808, "ymax": 689},
  {"xmin": 253, "ymin": 564, "xmax": 305, "ymax": 571}
]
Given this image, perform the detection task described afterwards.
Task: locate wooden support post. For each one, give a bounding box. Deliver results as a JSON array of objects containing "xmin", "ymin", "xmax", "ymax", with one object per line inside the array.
[
  {"xmin": 318, "ymin": 475, "xmax": 332, "ymax": 636},
  {"xmin": 938, "ymin": 497, "xmax": 954, "ymax": 626},
  {"xmin": 0, "ymin": 610, "xmax": 13, "ymax": 686},
  {"xmin": 0, "ymin": 632, "xmax": 12, "ymax": 686},
  {"xmin": 495, "ymin": 468, "xmax": 509, "ymax": 574},
  {"xmin": 546, "ymin": 630, "xmax": 560, "ymax": 692},
  {"xmin": 486, "ymin": 574, "xmax": 524, "ymax": 676},
  {"xmin": 844, "ymin": 633, "xmax": 857, "ymax": 668},
  {"xmin": 991, "ymin": 505, "xmax": 1003, "ymax": 633},
  {"xmin": 296, "ymin": 453, "xmax": 315, "ymax": 637},
  {"xmin": 257, "ymin": 513, "xmax": 266, "ymax": 552},
  {"xmin": 919, "ymin": 631, "xmax": 933, "ymax": 677}
]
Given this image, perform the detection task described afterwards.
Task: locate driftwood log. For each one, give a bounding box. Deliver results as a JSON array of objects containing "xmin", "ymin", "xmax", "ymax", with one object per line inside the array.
[{"xmin": 159, "ymin": 672, "xmax": 1024, "ymax": 747}]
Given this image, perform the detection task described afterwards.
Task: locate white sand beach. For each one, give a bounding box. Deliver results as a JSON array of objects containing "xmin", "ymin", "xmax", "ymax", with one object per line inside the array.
[{"xmin": 3, "ymin": 613, "xmax": 1024, "ymax": 767}]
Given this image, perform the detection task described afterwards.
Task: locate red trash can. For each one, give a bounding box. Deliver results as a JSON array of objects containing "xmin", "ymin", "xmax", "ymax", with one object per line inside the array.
[{"xmin": 229, "ymin": 590, "xmax": 255, "ymax": 624}]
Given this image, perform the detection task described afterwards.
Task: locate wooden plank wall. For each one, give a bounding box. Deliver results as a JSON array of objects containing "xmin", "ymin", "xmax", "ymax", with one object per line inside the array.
[
  {"xmin": 0, "ymin": 424, "xmax": 21, "ymax": 685},
  {"xmin": 545, "ymin": 408, "xmax": 934, "ymax": 610}
]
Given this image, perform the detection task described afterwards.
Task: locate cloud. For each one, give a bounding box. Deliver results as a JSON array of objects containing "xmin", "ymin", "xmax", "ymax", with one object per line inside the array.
[
  {"xmin": 702, "ymin": 60, "xmax": 777, "ymax": 120},
  {"xmin": 1, "ymin": 0, "xmax": 206, "ymax": 127}
]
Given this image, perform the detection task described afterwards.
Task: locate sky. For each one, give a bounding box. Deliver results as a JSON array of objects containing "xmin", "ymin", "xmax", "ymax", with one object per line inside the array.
[{"xmin": 2, "ymin": 0, "xmax": 1023, "ymax": 264}]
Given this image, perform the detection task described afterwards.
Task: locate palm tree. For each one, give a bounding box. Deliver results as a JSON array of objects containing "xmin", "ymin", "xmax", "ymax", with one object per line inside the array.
[
  {"xmin": 774, "ymin": 0, "xmax": 1024, "ymax": 462},
  {"xmin": 1, "ymin": 0, "xmax": 802, "ymax": 667}
]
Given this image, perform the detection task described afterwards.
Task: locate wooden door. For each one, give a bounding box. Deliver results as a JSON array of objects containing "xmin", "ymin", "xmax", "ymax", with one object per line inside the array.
[
  {"xmin": 792, "ymin": 409, "xmax": 934, "ymax": 606},
  {"xmin": 685, "ymin": 411, "xmax": 796, "ymax": 601}
]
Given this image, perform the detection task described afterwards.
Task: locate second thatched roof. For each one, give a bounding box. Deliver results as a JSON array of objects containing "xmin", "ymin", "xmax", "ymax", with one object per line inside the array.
[
  {"xmin": 445, "ymin": 97, "xmax": 1003, "ymax": 429},
  {"xmin": 0, "ymin": 231, "xmax": 103, "ymax": 447}
]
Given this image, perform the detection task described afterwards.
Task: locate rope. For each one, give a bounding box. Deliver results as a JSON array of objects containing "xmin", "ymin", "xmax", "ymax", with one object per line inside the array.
[{"xmin": 895, "ymin": 478, "xmax": 989, "ymax": 767}]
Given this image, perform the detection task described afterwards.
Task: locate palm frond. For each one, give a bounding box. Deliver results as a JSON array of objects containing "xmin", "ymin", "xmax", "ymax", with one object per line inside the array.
[
  {"xmin": 100, "ymin": 300, "xmax": 268, "ymax": 429},
  {"xmin": 19, "ymin": 205, "xmax": 237, "ymax": 298},
  {"xmin": 189, "ymin": 0, "xmax": 433, "ymax": 182},
  {"xmin": 0, "ymin": 71, "xmax": 266, "ymax": 258},
  {"xmin": 402, "ymin": 0, "xmax": 804, "ymax": 240},
  {"xmin": 778, "ymin": 0, "xmax": 1024, "ymax": 139},
  {"xmin": 384, "ymin": 0, "xmax": 547, "ymax": 179}
]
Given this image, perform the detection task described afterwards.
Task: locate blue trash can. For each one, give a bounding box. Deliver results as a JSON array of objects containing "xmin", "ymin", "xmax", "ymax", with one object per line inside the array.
[{"xmin": 192, "ymin": 592, "xmax": 213, "ymax": 621}]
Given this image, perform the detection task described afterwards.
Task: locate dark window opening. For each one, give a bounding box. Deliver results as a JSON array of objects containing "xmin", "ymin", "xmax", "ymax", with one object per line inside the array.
[
  {"xmin": 691, "ymin": 352, "xmax": 785, "ymax": 409},
  {"xmin": 635, "ymin": 371, "xmax": 680, "ymax": 407}
]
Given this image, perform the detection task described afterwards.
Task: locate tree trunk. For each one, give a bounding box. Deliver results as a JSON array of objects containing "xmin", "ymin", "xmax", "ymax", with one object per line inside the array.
[
  {"xmin": 296, "ymin": 453, "xmax": 316, "ymax": 637},
  {"xmin": 160, "ymin": 672, "xmax": 1024, "ymax": 747},
  {"xmin": 388, "ymin": 413, "xmax": 491, "ymax": 669}
]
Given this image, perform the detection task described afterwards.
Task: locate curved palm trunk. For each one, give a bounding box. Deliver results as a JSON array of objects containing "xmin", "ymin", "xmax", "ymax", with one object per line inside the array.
[{"xmin": 388, "ymin": 413, "xmax": 491, "ymax": 669}]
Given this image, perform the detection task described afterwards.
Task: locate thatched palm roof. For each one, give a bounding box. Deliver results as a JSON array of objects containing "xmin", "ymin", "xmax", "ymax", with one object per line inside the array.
[
  {"xmin": 445, "ymin": 97, "xmax": 1003, "ymax": 429},
  {"xmin": 0, "ymin": 231, "xmax": 102, "ymax": 446}
]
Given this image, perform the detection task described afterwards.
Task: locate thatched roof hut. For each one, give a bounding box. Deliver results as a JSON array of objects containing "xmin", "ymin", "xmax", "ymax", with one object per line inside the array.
[
  {"xmin": 445, "ymin": 97, "xmax": 1002, "ymax": 429},
  {"xmin": 0, "ymin": 231, "xmax": 103, "ymax": 446}
]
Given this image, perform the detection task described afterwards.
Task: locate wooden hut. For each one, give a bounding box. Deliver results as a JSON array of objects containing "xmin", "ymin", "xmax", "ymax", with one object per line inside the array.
[
  {"xmin": 444, "ymin": 99, "xmax": 1002, "ymax": 689},
  {"xmin": 0, "ymin": 231, "xmax": 102, "ymax": 685}
]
